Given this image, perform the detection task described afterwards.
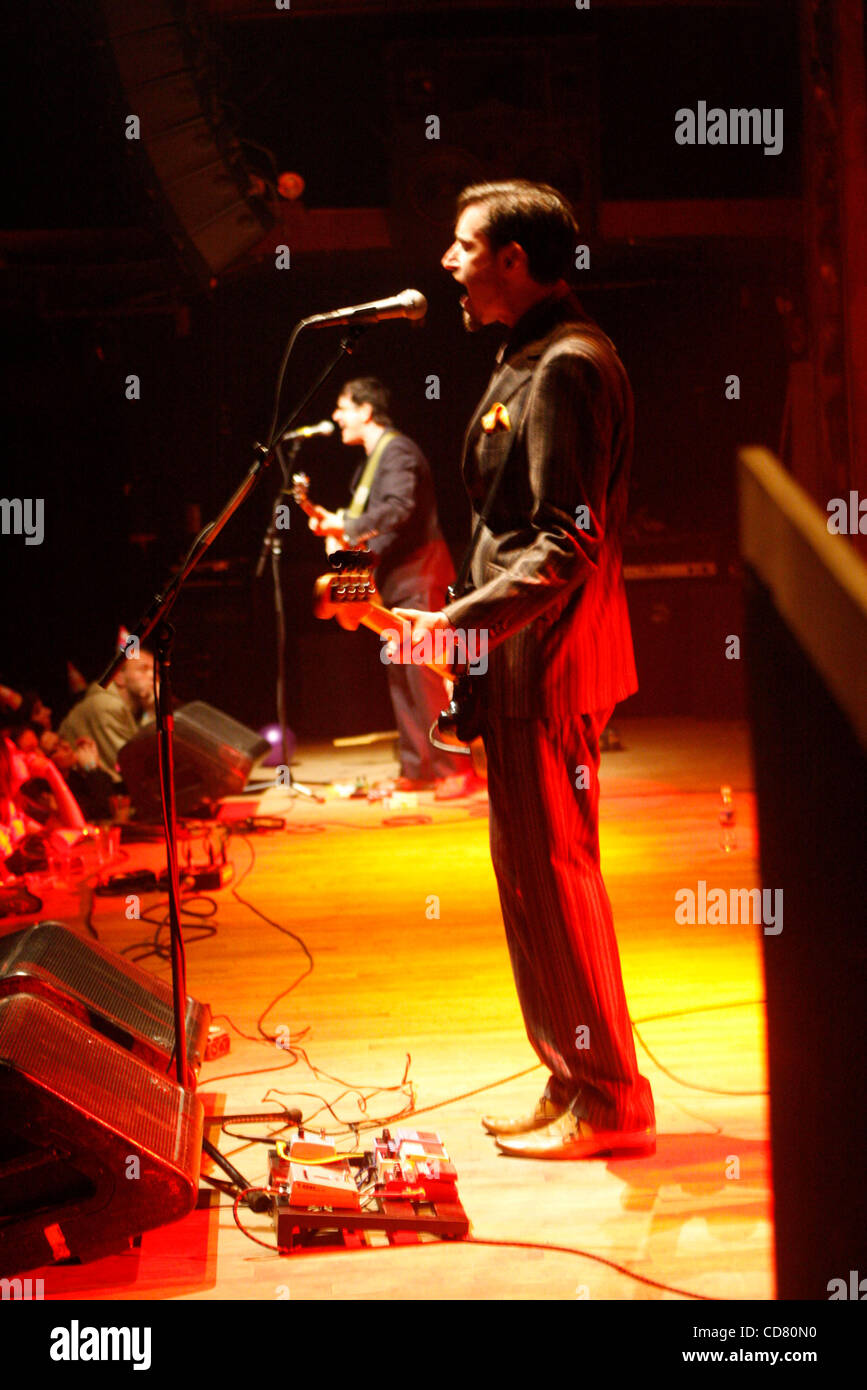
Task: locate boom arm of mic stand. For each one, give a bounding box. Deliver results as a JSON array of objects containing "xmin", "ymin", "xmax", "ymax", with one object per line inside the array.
[
  {"xmin": 97, "ymin": 323, "xmax": 367, "ymax": 690},
  {"xmin": 92, "ymin": 322, "xmax": 368, "ymax": 1091}
]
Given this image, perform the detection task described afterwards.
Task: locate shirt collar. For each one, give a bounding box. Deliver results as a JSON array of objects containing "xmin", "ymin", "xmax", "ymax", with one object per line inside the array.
[{"xmin": 495, "ymin": 283, "xmax": 581, "ymax": 364}]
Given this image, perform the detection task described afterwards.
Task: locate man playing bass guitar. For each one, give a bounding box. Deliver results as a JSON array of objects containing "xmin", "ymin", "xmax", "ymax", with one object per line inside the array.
[
  {"xmin": 308, "ymin": 377, "xmax": 477, "ymax": 798},
  {"xmin": 392, "ymin": 181, "xmax": 656, "ymax": 1160}
]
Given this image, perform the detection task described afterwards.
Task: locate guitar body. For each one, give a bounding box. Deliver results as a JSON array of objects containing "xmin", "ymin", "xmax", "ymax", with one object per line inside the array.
[{"xmin": 435, "ymin": 671, "xmax": 486, "ymax": 745}]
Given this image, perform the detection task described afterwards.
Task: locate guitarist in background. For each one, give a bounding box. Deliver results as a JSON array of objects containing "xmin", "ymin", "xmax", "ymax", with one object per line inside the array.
[{"xmin": 308, "ymin": 377, "xmax": 476, "ymax": 798}]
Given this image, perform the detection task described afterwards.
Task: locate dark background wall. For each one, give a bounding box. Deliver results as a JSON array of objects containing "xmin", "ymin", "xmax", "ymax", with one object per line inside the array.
[{"xmin": 2, "ymin": 1, "xmax": 802, "ymax": 736}]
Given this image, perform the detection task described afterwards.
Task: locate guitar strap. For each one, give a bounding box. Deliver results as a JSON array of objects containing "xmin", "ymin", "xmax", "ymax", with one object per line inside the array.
[{"xmin": 346, "ymin": 429, "xmax": 396, "ymax": 518}]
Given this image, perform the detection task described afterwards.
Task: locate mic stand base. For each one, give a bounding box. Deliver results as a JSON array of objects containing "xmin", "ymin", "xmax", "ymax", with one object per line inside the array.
[
  {"xmin": 279, "ymin": 778, "xmax": 323, "ymax": 803},
  {"xmin": 269, "ymin": 446, "xmax": 325, "ymax": 805}
]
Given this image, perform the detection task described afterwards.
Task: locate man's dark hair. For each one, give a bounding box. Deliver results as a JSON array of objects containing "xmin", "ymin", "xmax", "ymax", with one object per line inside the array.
[
  {"xmin": 456, "ymin": 180, "xmax": 578, "ymax": 284},
  {"xmin": 342, "ymin": 377, "xmax": 394, "ymax": 427}
]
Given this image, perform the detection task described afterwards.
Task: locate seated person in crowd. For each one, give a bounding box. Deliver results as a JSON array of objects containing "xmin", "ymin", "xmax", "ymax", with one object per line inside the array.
[
  {"xmin": 58, "ymin": 649, "xmax": 156, "ymax": 782},
  {"xmin": 54, "ymin": 736, "xmax": 116, "ymax": 822},
  {"xmin": 1, "ymin": 735, "xmax": 86, "ymax": 870},
  {"xmin": 7, "ymin": 723, "xmax": 40, "ymax": 755},
  {"xmin": 19, "ymin": 690, "xmax": 54, "ymax": 738},
  {"xmin": 3, "ymin": 690, "xmax": 61, "ymax": 756}
]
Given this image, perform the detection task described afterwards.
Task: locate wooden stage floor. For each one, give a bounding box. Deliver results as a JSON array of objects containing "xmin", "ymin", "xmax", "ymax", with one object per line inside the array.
[{"xmin": 12, "ymin": 717, "xmax": 774, "ymax": 1302}]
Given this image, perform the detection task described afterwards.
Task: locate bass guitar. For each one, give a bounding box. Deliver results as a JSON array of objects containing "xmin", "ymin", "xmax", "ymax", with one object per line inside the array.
[{"xmin": 312, "ymin": 570, "xmax": 486, "ymax": 773}]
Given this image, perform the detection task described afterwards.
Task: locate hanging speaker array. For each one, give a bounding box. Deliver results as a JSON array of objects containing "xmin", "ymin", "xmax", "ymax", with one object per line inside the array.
[{"xmin": 96, "ymin": 0, "xmax": 274, "ymax": 285}]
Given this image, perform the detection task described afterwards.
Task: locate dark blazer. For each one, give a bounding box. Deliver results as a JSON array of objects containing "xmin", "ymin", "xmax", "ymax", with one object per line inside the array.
[
  {"xmin": 341, "ymin": 432, "xmax": 454, "ymax": 609},
  {"xmin": 443, "ymin": 287, "xmax": 638, "ymax": 717}
]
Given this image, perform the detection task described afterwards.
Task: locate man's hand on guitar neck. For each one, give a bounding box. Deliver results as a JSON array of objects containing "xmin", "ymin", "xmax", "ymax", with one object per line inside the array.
[
  {"xmin": 391, "ymin": 608, "xmax": 453, "ymax": 642},
  {"xmin": 309, "ymin": 508, "xmax": 354, "ymax": 555},
  {"xmin": 307, "ymin": 508, "xmax": 345, "ymax": 539},
  {"xmin": 389, "ymin": 608, "xmax": 455, "ymax": 672}
]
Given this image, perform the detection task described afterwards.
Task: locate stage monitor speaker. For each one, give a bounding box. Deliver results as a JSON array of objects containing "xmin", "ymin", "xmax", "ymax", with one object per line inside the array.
[
  {"xmin": 118, "ymin": 701, "xmax": 268, "ymax": 820},
  {"xmin": 0, "ymin": 992, "xmax": 202, "ymax": 1278},
  {"xmin": 0, "ymin": 921, "xmax": 210, "ymax": 1079}
]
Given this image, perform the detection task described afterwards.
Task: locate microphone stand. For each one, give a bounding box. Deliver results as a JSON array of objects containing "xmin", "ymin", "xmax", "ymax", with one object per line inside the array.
[
  {"xmin": 265, "ymin": 438, "xmax": 320, "ymax": 801},
  {"xmin": 254, "ymin": 439, "xmax": 293, "ymax": 582},
  {"xmin": 96, "ymin": 322, "xmax": 368, "ymax": 1094}
]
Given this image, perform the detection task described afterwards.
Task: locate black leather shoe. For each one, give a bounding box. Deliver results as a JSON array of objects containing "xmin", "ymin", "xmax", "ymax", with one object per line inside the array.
[{"xmin": 481, "ymin": 1096, "xmax": 569, "ymax": 1137}]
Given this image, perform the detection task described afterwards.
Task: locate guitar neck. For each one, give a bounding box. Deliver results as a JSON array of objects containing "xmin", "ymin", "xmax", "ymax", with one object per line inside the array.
[
  {"xmin": 294, "ymin": 495, "xmax": 322, "ymax": 521},
  {"xmin": 357, "ymin": 604, "xmax": 452, "ymax": 681}
]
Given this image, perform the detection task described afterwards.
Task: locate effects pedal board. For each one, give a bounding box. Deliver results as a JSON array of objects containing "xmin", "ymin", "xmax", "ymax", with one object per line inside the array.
[{"xmin": 269, "ymin": 1127, "xmax": 470, "ymax": 1250}]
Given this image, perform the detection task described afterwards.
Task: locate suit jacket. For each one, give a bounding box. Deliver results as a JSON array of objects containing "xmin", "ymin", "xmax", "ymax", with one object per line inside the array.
[
  {"xmin": 443, "ymin": 287, "xmax": 638, "ymax": 717},
  {"xmin": 341, "ymin": 431, "xmax": 454, "ymax": 608}
]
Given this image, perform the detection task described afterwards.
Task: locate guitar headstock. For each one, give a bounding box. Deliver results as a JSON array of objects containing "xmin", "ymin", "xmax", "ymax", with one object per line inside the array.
[
  {"xmin": 291, "ymin": 472, "xmax": 310, "ymax": 506},
  {"xmin": 313, "ymin": 570, "xmax": 380, "ymax": 629}
]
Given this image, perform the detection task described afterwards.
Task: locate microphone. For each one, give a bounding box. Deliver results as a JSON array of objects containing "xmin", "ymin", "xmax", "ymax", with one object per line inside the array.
[
  {"xmin": 301, "ymin": 289, "xmax": 427, "ymax": 329},
  {"xmin": 282, "ymin": 420, "xmax": 336, "ymax": 441}
]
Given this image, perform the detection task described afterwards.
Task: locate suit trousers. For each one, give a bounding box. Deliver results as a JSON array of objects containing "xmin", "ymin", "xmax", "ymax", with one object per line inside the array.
[
  {"xmin": 484, "ymin": 710, "xmax": 655, "ymax": 1132},
  {"xmin": 385, "ymin": 659, "xmax": 464, "ymax": 781}
]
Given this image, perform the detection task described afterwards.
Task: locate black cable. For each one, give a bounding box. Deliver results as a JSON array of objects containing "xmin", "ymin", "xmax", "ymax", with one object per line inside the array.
[
  {"xmin": 209, "ymin": 1010, "xmax": 311, "ymax": 1048},
  {"xmin": 203, "ymin": 822, "xmax": 766, "ymax": 1299},
  {"xmin": 232, "ymin": 1188, "xmax": 284, "ymax": 1253},
  {"xmin": 224, "ymin": 827, "xmax": 300, "ymax": 1010},
  {"xmin": 212, "ymin": 821, "xmax": 768, "ymax": 1112},
  {"xmin": 227, "ymin": 1188, "xmax": 712, "ymax": 1300},
  {"xmin": 266, "ymin": 321, "xmax": 307, "ymax": 452},
  {"xmin": 260, "ymin": 990, "xmax": 769, "ymax": 1141},
  {"xmin": 634, "ymin": 998, "xmax": 764, "ymax": 1026},
  {"xmin": 121, "ymin": 893, "xmax": 220, "ymax": 964},
  {"xmin": 462, "ymin": 1237, "xmax": 713, "ymax": 1301},
  {"xmin": 197, "ymin": 1058, "xmax": 303, "ymax": 1087},
  {"xmin": 153, "ymin": 650, "xmax": 188, "ymax": 1087},
  {"xmin": 263, "ymin": 1084, "xmax": 416, "ymax": 1139},
  {"xmin": 221, "ymin": 1116, "xmax": 298, "ymax": 1146},
  {"xmin": 80, "ymin": 878, "xmax": 98, "ymax": 939},
  {"xmin": 227, "ymin": 882, "xmax": 314, "ymax": 1042},
  {"xmin": 316, "ymin": 1062, "xmax": 542, "ymax": 1134},
  {"xmin": 629, "ymin": 1000, "xmax": 769, "ymax": 1097},
  {"xmin": 279, "ymin": 815, "xmax": 485, "ymax": 833}
]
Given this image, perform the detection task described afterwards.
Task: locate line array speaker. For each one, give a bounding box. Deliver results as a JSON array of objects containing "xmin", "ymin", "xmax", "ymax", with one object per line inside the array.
[{"xmin": 97, "ymin": 0, "xmax": 274, "ymax": 284}]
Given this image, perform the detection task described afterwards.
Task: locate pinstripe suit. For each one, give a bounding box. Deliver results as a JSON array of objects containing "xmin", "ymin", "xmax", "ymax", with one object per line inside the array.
[{"xmin": 444, "ymin": 287, "xmax": 654, "ymax": 1131}]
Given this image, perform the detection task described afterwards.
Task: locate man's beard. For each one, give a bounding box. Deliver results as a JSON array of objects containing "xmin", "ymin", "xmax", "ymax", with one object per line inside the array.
[{"xmin": 461, "ymin": 303, "xmax": 483, "ymax": 333}]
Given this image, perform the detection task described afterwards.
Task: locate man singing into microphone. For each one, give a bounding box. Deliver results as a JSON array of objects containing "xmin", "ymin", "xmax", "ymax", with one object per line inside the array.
[
  {"xmin": 309, "ymin": 377, "xmax": 476, "ymax": 798},
  {"xmin": 392, "ymin": 180, "xmax": 655, "ymax": 1158}
]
